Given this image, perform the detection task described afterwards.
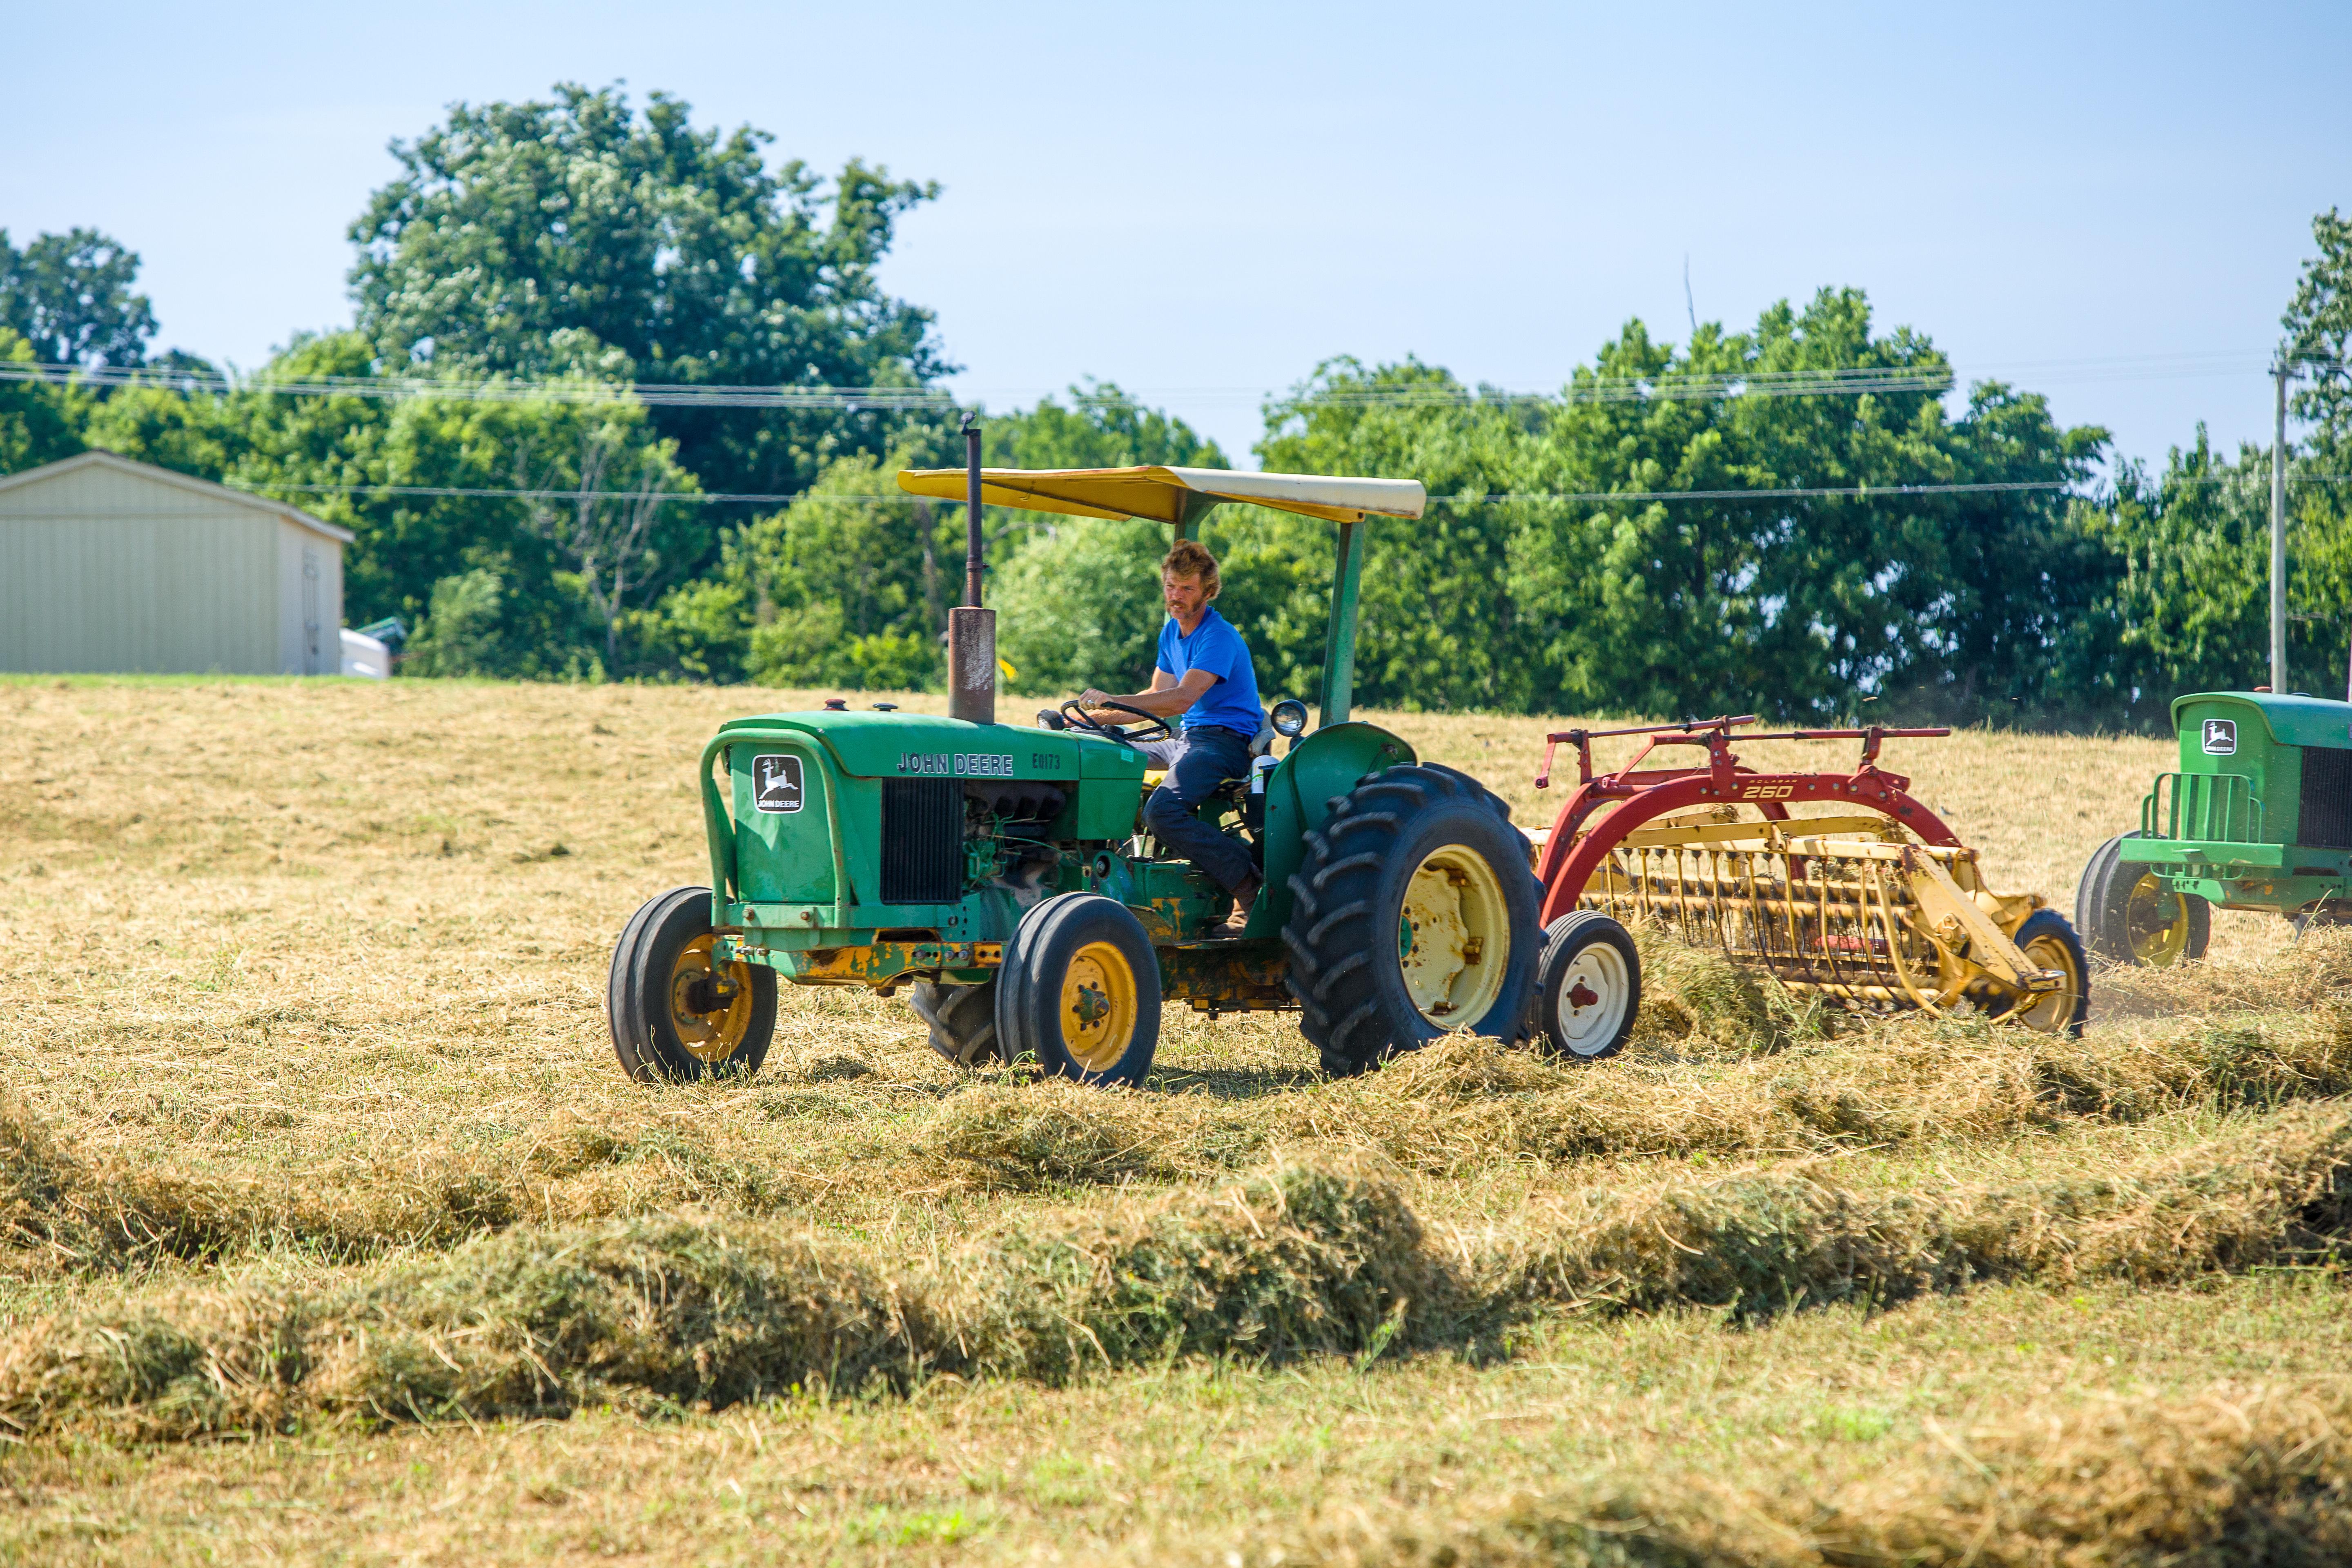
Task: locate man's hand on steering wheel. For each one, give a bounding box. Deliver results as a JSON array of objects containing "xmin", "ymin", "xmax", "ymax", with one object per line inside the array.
[{"xmin": 1061, "ymin": 695, "xmax": 1174, "ymax": 743}]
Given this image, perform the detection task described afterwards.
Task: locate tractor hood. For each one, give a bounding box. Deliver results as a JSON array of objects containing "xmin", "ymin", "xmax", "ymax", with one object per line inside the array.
[
  {"xmin": 713, "ymin": 710, "xmax": 1145, "ymax": 782},
  {"xmin": 2169, "ymin": 691, "xmax": 2352, "ymax": 752}
]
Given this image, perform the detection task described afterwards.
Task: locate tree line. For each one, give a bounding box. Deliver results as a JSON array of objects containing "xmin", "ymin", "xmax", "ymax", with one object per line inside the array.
[{"xmin": 3, "ymin": 85, "xmax": 2348, "ymax": 730}]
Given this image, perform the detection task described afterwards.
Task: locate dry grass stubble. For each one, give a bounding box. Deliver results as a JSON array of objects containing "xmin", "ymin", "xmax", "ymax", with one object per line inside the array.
[{"xmin": 4, "ymin": 678, "xmax": 2350, "ymax": 1561}]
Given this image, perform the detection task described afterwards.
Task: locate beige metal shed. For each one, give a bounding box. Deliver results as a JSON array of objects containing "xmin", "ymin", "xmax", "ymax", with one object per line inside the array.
[{"xmin": 0, "ymin": 451, "xmax": 356, "ymax": 675}]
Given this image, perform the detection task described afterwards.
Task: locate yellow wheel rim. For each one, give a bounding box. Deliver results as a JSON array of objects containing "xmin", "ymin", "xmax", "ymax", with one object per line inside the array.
[
  {"xmin": 2122, "ymin": 872, "xmax": 2190, "ymax": 966},
  {"xmin": 668, "ymin": 933, "xmax": 755, "ymax": 1063},
  {"xmin": 1059, "ymin": 940, "xmax": 1139, "ymax": 1073},
  {"xmin": 2011, "ymin": 929, "xmax": 2085, "ymax": 1034},
  {"xmin": 1397, "ymin": 844, "xmax": 1510, "ymax": 1028}
]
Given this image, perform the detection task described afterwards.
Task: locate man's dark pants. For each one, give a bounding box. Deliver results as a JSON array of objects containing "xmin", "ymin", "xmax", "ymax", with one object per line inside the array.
[{"xmin": 1136, "ymin": 724, "xmax": 1257, "ymax": 892}]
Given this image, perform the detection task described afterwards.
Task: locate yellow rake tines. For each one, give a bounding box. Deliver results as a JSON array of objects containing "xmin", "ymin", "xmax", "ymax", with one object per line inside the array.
[{"xmin": 1577, "ymin": 814, "xmax": 2065, "ymax": 1018}]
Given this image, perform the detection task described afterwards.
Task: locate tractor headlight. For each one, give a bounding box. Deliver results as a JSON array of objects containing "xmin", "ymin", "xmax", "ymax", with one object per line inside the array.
[{"xmin": 1270, "ymin": 699, "xmax": 1309, "ymax": 738}]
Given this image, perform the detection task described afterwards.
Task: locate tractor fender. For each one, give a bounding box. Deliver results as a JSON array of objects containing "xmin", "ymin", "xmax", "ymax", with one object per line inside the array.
[{"xmin": 1247, "ymin": 722, "xmax": 1417, "ymax": 939}]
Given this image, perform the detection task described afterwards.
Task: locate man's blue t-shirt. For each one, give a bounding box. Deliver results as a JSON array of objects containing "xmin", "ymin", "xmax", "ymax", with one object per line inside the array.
[{"xmin": 1156, "ymin": 608, "xmax": 1263, "ymax": 735}]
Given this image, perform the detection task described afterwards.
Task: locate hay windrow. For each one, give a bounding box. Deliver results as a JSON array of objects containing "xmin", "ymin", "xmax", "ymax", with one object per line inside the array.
[
  {"xmin": 6, "ymin": 1110, "xmax": 2345, "ymax": 1441},
  {"xmin": 1218, "ymin": 1381, "xmax": 2352, "ymax": 1568},
  {"xmin": 6, "ymin": 999, "xmax": 2350, "ymax": 1282}
]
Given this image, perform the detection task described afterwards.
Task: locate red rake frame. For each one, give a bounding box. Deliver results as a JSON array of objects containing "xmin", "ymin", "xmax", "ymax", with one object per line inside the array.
[{"xmin": 1530, "ymin": 715, "xmax": 1961, "ymax": 925}]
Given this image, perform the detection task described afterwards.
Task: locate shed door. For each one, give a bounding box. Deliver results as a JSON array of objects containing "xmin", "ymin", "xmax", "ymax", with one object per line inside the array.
[{"xmin": 302, "ymin": 548, "xmax": 322, "ymax": 675}]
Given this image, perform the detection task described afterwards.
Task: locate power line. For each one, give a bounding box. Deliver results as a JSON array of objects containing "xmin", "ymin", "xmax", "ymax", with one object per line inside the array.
[
  {"xmin": 228, "ymin": 473, "xmax": 2352, "ymax": 510},
  {"xmin": 246, "ymin": 481, "xmax": 801, "ymax": 504},
  {"xmin": 0, "ymin": 359, "xmax": 1966, "ymax": 408},
  {"xmin": 6, "ymin": 348, "xmax": 2343, "ymax": 413},
  {"xmin": 0, "ymin": 361, "xmax": 954, "ymax": 410}
]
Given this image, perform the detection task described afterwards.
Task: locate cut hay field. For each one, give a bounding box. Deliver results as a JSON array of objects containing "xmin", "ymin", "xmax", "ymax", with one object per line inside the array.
[{"xmin": 1, "ymin": 676, "xmax": 2347, "ymax": 1566}]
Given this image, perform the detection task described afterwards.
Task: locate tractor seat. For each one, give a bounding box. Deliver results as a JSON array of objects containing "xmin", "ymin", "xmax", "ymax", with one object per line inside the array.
[{"xmin": 1140, "ymin": 711, "xmax": 1278, "ymax": 792}]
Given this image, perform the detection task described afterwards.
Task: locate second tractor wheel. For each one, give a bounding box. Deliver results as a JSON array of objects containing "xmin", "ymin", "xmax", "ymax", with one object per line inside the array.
[
  {"xmin": 996, "ymin": 894, "xmax": 1162, "ymax": 1087},
  {"xmin": 607, "ymin": 886, "xmax": 777, "ymax": 1082},
  {"xmin": 2076, "ymin": 832, "xmax": 2209, "ymax": 966},
  {"xmin": 1285, "ymin": 763, "xmax": 1541, "ymax": 1076},
  {"xmin": 908, "ymin": 980, "xmax": 1001, "ymax": 1067}
]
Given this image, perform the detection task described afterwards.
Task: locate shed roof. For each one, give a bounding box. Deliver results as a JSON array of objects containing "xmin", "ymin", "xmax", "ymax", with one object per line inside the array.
[{"xmin": 0, "ymin": 450, "xmax": 356, "ymax": 543}]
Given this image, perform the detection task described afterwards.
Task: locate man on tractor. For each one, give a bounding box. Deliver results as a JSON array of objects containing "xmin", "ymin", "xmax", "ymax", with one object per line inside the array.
[{"xmin": 1076, "ymin": 539, "xmax": 1265, "ymax": 933}]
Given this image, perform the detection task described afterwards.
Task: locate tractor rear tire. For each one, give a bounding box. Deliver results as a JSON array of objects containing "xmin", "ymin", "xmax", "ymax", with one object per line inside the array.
[
  {"xmin": 2076, "ymin": 832, "xmax": 2208, "ymax": 966},
  {"xmin": 996, "ymin": 893, "xmax": 1162, "ymax": 1087},
  {"xmin": 909, "ymin": 980, "xmax": 1002, "ymax": 1067},
  {"xmin": 1284, "ymin": 763, "xmax": 1540, "ymax": 1077},
  {"xmin": 1531, "ymin": 911, "xmax": 1641, "ymax": 1061},
  {"xmin": 608, "ymin": 886, "xmax": 776, "ymax": 1082}
]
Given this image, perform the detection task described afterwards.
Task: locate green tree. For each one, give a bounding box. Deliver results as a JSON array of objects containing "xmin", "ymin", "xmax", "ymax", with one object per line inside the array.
[
  {"xmin": 1506, "ymin": 292, "xmax": 2111, "ymax": 723},
  {"xmin": 0, "ymin": 328, "xmax": 82, "ymax": 473},
  {"xmin": 2095, "ymin": 209, "xmax": 2352, "ymax": 712},
  {"xmin": 0, "ymin": 227, "xmax": 158, "ymax": 368},
  {"xmin": 2280, "ymin": 207, "xmax": 2352, "ymax": 698},
  {"xmin": 2092, "ymin": 434, "xmax": 2274, "ymax": 706},
  {"xmin": 984, "ymin": 383, "xmax": 1227, "ymax": 696},
  {"xmin": 1241, "ymin": 357, "xmax": 1537, "ymax": 713},
  {"xmin": 2284, "ymin": 207, "xmax": 2352, "ymax": 437},
  {"xmin": 1193, "ymin": 292, "xmax": 2110, "ymax": 724},
  {"xmin": 347, "ymin": 83, "xmax": 946, "ymax": 522},
  {"xmin": 78, "ymin": 329, "xmax": 706, "ymax": 677},
  {"xmin": 645, "ymin": 383, "xmax": 1228, "ymax": 692},
  {"xmin": 675, "ymin": 451, "xmax": 945, "ymax": 690},
  {"xmin": 77, "ymin": 381, "xmax": 236, "ymax": 476}
]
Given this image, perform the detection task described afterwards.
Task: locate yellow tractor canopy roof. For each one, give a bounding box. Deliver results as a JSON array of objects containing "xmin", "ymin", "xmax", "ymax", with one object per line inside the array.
[{"xmin": 894, "ymin": 464, "xmax": 1428, "ymax": 526}]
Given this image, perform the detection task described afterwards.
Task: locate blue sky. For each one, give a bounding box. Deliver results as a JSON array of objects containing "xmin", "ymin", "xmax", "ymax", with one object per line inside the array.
[{"xmin": 5, "ymin": 1, "xmax": 2345, "ymax": 470}]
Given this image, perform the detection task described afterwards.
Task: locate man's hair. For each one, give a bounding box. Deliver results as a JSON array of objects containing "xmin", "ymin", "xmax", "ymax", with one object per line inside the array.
[{"xmin": 1162, "ymin": 539, "xmax": 1221, "ymax": 597}]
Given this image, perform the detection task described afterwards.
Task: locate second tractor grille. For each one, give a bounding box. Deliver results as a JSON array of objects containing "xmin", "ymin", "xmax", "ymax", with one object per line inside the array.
[
  {"xmin": 880, "ymin": 778, "xmax": 964, "ymax": 904},
  {"xmin": 2300, "ymin": 747, "xmax": 2352, "ymax": 850}
]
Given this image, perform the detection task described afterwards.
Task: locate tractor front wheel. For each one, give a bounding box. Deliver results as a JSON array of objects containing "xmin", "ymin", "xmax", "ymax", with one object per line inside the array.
[
  {"xmin": 1285, "ymin": 764, "xmax": 1541, "ymax": 1077},
  {"xmin": 996, "ymin": 894, "xmax": 1162, "ymax": 1087},
  {"xmin": 607, "ymin": 887, "xmax": 776, "ymax": 1082},
  {"xmin": 2076, "ymin": 833, "xmax": 2209, "ymax": 967}
]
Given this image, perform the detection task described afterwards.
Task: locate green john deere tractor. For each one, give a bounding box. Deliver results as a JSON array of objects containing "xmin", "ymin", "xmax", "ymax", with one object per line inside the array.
[
  {"xmin": 607, "ymin": 452, "xmax": 1638, "ymax": 1086},
  {"xmin": 2078, "ymin": 689, "xmax": 2352, "ymax": 964}
]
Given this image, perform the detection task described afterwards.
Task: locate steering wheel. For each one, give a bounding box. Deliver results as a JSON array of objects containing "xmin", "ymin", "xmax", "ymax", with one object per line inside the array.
[{"xmin": 1059, "ymin": 698, "xmax": 1174, "ymax": 744}]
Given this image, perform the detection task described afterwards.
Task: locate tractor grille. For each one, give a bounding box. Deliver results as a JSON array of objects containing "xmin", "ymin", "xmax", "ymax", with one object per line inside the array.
[
  {"xmin": 880, "ymin": 779, "xmax": 964, "ymax": 904},
  {"xmin": 2299, "ymin": 748, "xmax": 2352, "ymax": 850}
]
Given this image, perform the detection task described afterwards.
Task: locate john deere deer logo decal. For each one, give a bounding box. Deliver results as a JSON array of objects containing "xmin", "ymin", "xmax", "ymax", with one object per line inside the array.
[
  {"xmin": 2202, "ymin": 719, "xmax": 2237, "ymax": 757},
  {"xmin": 752, "ymin": 754, "xmax": 804, "ymax": 813}
]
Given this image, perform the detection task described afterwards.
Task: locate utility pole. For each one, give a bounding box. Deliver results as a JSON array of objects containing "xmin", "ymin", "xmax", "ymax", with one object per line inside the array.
[{"xmin": 2272, "ymin": 363, "xmax": 2289, "ymax": 693}]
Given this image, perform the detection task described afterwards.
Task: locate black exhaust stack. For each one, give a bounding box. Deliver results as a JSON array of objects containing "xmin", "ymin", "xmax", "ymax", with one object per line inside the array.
[{"xmin": 946, "ymin": 414, "xmax": 996, "ymax": 725}]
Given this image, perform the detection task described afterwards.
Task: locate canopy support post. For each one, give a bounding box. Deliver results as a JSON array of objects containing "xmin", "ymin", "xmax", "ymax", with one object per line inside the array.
[{"xmin": 1316, "ymin": 519, "xmax": 1365, "ymax": 727}]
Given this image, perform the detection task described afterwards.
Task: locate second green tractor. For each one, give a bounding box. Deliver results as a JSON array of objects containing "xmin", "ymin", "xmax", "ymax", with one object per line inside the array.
[{"xmin": 2079, "ymin": 688, "xmax": 2352, "ymax": 964}]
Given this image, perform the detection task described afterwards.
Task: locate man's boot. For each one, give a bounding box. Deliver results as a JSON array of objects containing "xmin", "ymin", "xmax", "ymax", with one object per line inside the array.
[{"xmin": 1218, "ymin": 872, "xmax": 1263, "ymax": 935}]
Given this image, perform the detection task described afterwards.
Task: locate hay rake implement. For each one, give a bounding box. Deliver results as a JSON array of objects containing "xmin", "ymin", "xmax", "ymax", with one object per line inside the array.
[{"xmin": 1528, "ymin": 717, "xmax": 2088, "ymax": 1039}]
